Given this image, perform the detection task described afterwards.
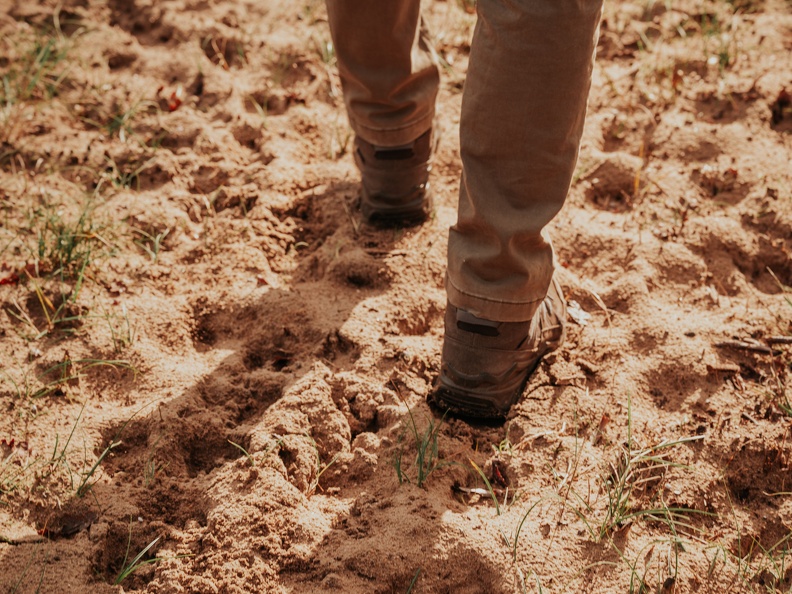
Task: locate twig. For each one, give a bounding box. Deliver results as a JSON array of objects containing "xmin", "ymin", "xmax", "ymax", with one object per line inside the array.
[
  {"xmin": 714, "ymin": 340, "xmax": 773, "ymax": 355},
  {"xmin": 767, "ymin": 336, "xmax": 792, "ymax": 345},
  {"xmin": 706, "ymin": 363, "xmax": 741, "ymax": 374},
  {"xmin": 0, "ymin": 534, "xmax": 46, "ymax": 545},
  {"xmin": 363, "ymin": 249, "xmax": 408, "ymax": 257}
]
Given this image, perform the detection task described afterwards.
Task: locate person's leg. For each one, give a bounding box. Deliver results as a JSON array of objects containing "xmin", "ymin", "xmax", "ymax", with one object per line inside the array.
[
  {"xmin": 326, "ymin": 0, "xmax": 440, "ymax": 223},
  {"xmin": 447, "ymin": 0, "xmax": 603, "ymax": 322},
  {"xmin": 326, "ymin": 0, "xmax": 438, "ymax": 147},
  {"xmin": 435, "ymin": 0, "xmax": 603, "ymax": 419}
]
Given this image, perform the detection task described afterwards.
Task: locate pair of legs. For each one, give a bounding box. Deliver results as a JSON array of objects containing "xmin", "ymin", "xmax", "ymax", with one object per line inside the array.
[{"xmin": 326, "ymin": 0, "xmax": 603, "ymax": 418}]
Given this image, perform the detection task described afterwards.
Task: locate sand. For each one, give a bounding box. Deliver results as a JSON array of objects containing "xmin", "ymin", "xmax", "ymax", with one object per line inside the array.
[{"xmin": 1, "ymin": 0, "xmax": 791, "ymax": 592}]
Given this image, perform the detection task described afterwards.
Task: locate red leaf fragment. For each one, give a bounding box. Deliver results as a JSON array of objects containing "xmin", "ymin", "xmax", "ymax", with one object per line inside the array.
[
  {"xmin": 168, "ymin": 93, "xmax": 182, "ymax": 111},
  {"xmin": 168, "ymin": 85, "xmax": 184, "ymax": 112},
  {"xmin": 491, "ymin": 459, "xmax": 510, "ymax": 488},
  {"xmin": 1, "ymin": 438, "xmax": 31, "ymax": 460}
]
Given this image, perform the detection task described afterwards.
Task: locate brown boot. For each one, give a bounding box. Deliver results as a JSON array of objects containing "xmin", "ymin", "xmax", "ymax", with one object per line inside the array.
[
  {"xmin": 354, "ymin": 128, "xmax": 434, "ymax": 226},
  {"xmin": 430, "ymin": 277, "xmax": 566, "ymax": 421}
]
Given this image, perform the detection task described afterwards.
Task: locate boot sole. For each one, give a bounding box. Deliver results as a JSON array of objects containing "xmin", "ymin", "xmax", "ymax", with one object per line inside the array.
[
  {"xmin": 430, "ymin": 344, "xmax": 552, "ymax": 422},
  {"xmin": 361, "ymin": 186, "xmax": 433, "ymax": 227}
]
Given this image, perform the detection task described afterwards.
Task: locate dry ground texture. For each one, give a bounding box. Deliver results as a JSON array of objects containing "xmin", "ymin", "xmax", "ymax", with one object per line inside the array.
[{"xmin": 1, "ymin": 0, "xmax": 792, "ymax": 592}]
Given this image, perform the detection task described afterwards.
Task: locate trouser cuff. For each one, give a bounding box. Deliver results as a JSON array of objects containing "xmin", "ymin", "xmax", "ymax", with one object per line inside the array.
[
  {"xmin": 445, "ymin": 275, "xmax": 546, "ymax": 323},
  {"xmin": 350, "ymin": 112, "xmax": 435, "ymax": 148}
]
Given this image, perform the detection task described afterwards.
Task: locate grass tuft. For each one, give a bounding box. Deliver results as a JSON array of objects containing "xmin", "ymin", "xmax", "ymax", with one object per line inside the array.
[
  {"xmin": 114, "ymin": 533, "xmax": 161, "ymax": 585},
  {"xmin": 393, "ymin": 401, "xmax": 447, "ymax": 488},
  {"xmin": 594, "ymin": 399, "xmax": 706, "ymax": 541},
  {"xmin": 0, "ymin": 21, "xmax": 73, "ymax": 107}
]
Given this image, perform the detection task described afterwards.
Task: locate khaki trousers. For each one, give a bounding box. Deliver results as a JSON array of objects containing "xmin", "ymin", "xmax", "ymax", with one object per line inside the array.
[{"xmin": 327, "ymin": 0, "xmax": 603, "ymax": 322}]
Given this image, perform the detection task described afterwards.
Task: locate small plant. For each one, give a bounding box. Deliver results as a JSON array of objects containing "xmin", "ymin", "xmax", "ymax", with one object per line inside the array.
[
  {"xmin": 1, "ymin": 359, "xmax": 136, "ymax": 499},
  {"xmin": 102, "ymin": 302, "xmax": 135, "ymax": 354},
  {"xmin": 21, "ymin": 190, "xmax": 112, "ymax": 282},
  {"xmin": 748, "ymin": 531, "xmax": 792, "ymax": 592},
  {"xmin": 706, "ymin": 540, "xmax": 753, "ymax": 588},
  {"xmin": 70, "ymin": 397, "xmax": 148, "ymax": 497},
  {"xmin": 393, "ymin": 402, "xmax": 447, "ymax": 488},
  {"xmin": 103, "ymin": 154, "xmax": 157, "ymax": 190},
  {"xmin": 2, "ymin": 187, "xmax": 124, "ymax": 345},
  {"xmin": 81, "ymin": 100, "xmax": 159, "ymax": 143},
  {"xmin": 246, "ymin": 94, "xmax": 268, "ymax": 127},
  {"xmin": 779, "ymin": 394, "xmax": 792, "ymax": 418},
  {"xmin": 305, "ymin": 434, "xmax": 339, "ymax": 496},
  {"xmin": 508, "ymin": 496, "xmax": 553, "ymax": 563},
  {"xmin": 28, "ymin": 401, "xmax": 88, "ymax": 494},
  {"xmin": 6, "ymin": 275, "xmax": 90, "ymax": 341},
  {"xmin": 0, "ymin": 15, "xmax": 78, "ymax": 145},
  {"xmin": 228, "ymin": 439, "xmax": 255, "ymax": 467},
  {"xmin": 36, "ymin": 359, "xmax": 135, "ymax": 401},
  {"xmin": 469, "ymin": 459, "xmax": 501, "ymax": 515},
  {"xmin": 493, "ymin": 423, "xmax": 516, "ymax": 456},
  {"xmin": 706, "ymin": 500, "xmax": 792, "ymax": 594},
  {"xmin": 312, "ymin": 34, "xmax": 341, "ymax": 96},
  {"xmin": 228, "ymin": 436, "xmax": 283, "ymax": 469},
  {"xmin": 698, "ymin": 5, "xmax": 740, "ymax": 74},
  {"xmin": 594, "ymin": 400, "xmax": 705, "ymax": 541},
  {"xmin": 0, "ymin": 22, "xmax": 74, "ymax": 105},
  {"xmin": 77, "ymin": 438, "xmax": 120, "ymax": 497},
  {"xmin": 0, "ymin": 438, "xmax": 39, "ymax": 499},
  {"xmin": 405, "ymin": 568, "xmax": 422, "ymax": 594},
  {"xmin": 113, "ymin": 520, "xmax": 191, "ymax": 585},
  {"xmin": 114, "ymin": 534, "xmax": 161, "ymax": 585},
  {"xmin": 133, "ymin": 227, "xmax": 170, "ymax": 263}
]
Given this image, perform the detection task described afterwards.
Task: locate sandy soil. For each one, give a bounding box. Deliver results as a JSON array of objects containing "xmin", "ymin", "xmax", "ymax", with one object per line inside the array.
[{"xmin": 1, "ymin": 0, "xmax": 791, "ymax": 592}]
